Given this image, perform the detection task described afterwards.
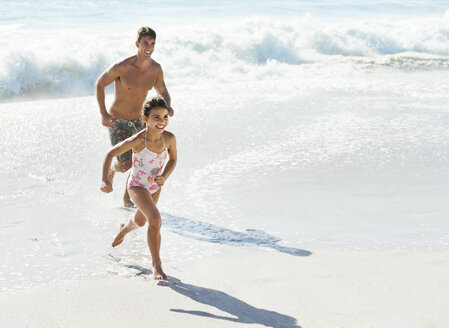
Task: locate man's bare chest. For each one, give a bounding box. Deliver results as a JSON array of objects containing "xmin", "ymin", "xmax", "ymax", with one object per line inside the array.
[{"xmin": 118, "ymin": 69, "xmax": 157, "ymax": 92}]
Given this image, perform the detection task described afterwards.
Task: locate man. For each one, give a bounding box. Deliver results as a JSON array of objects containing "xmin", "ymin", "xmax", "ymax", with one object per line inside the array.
[{"xmin": 95, "ymin": 26, "xmax": 174, "ymax": 207}]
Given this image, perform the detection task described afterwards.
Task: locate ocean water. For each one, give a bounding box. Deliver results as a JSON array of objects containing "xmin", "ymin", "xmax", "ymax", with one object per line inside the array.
[{"xmin": 1, "ymin": 0, "xmax": 449, "ymax": 291}]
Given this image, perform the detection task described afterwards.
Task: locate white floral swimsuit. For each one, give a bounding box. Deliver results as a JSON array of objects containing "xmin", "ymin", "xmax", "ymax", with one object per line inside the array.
[{"xmin": 128, "ymin": 132, "xmax": 168, "ymax": 195}]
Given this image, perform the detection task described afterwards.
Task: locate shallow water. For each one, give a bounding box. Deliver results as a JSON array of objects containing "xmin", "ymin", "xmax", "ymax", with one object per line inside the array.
[{"xmin": 1, "ymin": 71, "xmax": 449, "ymax": 291}]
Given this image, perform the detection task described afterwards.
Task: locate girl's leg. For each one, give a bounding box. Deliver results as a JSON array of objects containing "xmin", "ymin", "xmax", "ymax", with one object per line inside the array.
[
  {"xmin": 150, "ymin": 189, "xmax": 162, "ymax": 266},
  {"xmin": 111, "ymin": 210, "xmax": 146, "ymax": 247},
  {"xmin": 151, "ymin": 188, "xmax": 161, "ymax": 205},
  {"xmin": 111, "ymin": 189, "xmax": 161, "ymax": 247},
  {"xmin": 128, "ymin": 187, "xmax": 166, "ymax": 280}
]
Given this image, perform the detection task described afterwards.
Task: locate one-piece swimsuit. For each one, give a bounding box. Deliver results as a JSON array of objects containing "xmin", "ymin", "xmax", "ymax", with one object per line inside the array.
[{"xmin": 127, "ymin": 131, "xmax": 168, "ymax": 194}]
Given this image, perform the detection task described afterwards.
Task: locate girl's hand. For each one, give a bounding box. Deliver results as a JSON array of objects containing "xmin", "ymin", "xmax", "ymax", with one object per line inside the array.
[
  {"xmin": 101, "ymin": 180, "xmax": 113, "ymax": 193},
  {"xmin": 155, "ymin": 176, "xmax": 165, "ymax": 187}
]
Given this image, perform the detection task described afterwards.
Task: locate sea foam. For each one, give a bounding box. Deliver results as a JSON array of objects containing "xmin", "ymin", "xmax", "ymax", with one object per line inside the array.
[{"xmin": 1, "ymin": 15, "xmax": 449, "ymax": 100}]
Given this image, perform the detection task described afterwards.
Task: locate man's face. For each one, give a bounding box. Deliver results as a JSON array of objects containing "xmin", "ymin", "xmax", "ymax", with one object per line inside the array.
[{"xmin": 136, "ymin": 36, "xmax": 156, "ymax": 58}]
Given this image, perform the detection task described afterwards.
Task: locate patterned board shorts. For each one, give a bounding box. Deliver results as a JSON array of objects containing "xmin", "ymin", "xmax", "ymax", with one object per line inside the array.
[{"xmin": 108, "ymin": 117, "xmax": 144, "ymax": 162}]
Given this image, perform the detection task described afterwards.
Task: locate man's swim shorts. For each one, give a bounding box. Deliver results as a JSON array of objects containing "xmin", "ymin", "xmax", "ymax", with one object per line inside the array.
[{"xmin": 108, "ymin": 117, "xmax": 144, "ymax": 162}]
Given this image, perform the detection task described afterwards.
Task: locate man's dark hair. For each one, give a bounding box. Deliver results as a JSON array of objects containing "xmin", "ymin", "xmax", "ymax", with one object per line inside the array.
[
  {"xmin": 143, "ymin": 96, "xmax": 168, "ymax": 116},
  {"xmin": 137, "ymin": 26, "xmax": 156, "ymax": 42}
]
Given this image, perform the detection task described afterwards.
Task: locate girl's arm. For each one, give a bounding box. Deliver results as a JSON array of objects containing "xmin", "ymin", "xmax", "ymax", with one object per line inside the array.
[
  {"xmin": 100, "ymin": 137, "xmax": 138, "ymax": 193},
  {"xmin": 155, "ymin": 132, "xmax": 177, "ymax": 187}
]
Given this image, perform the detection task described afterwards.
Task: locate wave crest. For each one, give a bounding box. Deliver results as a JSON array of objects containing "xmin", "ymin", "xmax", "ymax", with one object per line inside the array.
[{"xmin": 1, "ymin": 16, "xmax": 449, "ymax": 100}]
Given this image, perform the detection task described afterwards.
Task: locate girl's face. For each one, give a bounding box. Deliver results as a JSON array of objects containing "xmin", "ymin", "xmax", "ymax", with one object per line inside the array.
[{"xmin": 144, "ymin": 107, "xmax": 169, "ymax": 133}]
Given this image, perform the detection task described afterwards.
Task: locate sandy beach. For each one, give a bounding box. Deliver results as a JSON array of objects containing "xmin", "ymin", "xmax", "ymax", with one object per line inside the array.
[
  {"xmin": 2, "ymin": 1, "xmax": 449, "ymax": 327},
  {"xmin": 1, "ymin": 247, "xmax": 448, "ymax": 328}
]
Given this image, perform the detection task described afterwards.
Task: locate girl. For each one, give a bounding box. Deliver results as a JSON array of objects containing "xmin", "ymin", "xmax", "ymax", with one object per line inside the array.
[{"xmin": 100, "ymin": 96, "xmax": 177, "ymax": 280}]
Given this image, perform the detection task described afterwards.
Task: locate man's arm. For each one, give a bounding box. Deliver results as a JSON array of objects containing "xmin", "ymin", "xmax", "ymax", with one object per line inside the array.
[
  {"xmin": 154, "ymin": 67, "xmax": 174, "ymax": 116},
  {"xmin": 95, "ymin": 64, "xmax": 121, "ymax": 126}
]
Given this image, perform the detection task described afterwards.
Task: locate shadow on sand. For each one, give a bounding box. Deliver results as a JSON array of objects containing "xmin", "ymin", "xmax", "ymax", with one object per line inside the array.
[
  {"xmin": 137, "ymin": 275, "xmax": 301, "ymax": 328},
  {"xmin": 123, "ymin": 265, "xmax": 301, "ymax": 327},
  {"xmin": 162, "ymin": 213, "xmax": 311, "ymax": 257}
]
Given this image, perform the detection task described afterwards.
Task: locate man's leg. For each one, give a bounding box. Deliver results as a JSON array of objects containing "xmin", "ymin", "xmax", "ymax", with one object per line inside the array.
[
  {"xmin": 112, "ymin": 158, "xmax": 134, "ymax": 207},
  {"xmin": 108, "ymin": 118, "xmax": 143, "ymax": 207},
  {"xmin": 124, "ymin": 173, "xmax": 133, "ymax": 208}
]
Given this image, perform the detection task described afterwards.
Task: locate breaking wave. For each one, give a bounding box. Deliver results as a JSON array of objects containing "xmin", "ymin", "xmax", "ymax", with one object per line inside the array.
[{"xmin": 1, "ymin": 14, "xmax": 449, "ymax": 100}]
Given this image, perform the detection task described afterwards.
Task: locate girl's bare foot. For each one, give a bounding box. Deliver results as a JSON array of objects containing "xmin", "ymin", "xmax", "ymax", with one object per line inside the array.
[
  {"xmin": 112, "ymin": 224, "xmax": 126, "ymax": 247},
  {"xmin": 153, "ymin": 264, "xmax": 167, "ymax": 280}
]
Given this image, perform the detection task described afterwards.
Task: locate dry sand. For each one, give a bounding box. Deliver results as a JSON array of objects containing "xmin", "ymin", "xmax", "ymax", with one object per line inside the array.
[{"xmin": 1, "ymin": 247, "xmax": 448, "ymax": 328}]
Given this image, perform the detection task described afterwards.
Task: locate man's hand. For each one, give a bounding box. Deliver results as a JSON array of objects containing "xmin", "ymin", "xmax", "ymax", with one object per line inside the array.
[
  {"xmin": 168, "ymin": 107, "xmax": 174, "ymax": 117},
  {"xmin": 100, "ymin": 180, "xmax": 113, "ymax": 193},
  {"xmin": 102, "ymin": 113, "xmax": 116, "ymax": 127},
  {"xmin": 155, "ymin": 176, "xmax": 165, "ymax": 187}
]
